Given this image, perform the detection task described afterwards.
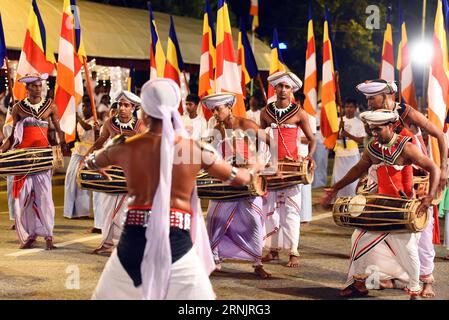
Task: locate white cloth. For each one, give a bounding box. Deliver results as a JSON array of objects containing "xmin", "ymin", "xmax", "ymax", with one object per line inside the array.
[
  {"xmin": 267, "ymin": 71, "xmax": 302, "ymax": 92},
  {"xmin": 99, "ymin": 194, "xmax": 128, "ymax": 247},
  {"xmin": 356, "ymin": 80, "xmax": 397, "ymax": 97},
  {"xmin": 346, "ymin": 229, "xmax": 421, "ymax": 293},
  {"xmin": 418, "ymin": 212, "xmax": 435, "ymax": 277},
  {"xmin": 92, "ymin": 192, "xmax": 105, "ymax": 230},
  {"xmin": 264, "ymin": 185, "xmax": 302, "ymax": 256},
  {"xmin": 63, "ymin": 154, "xmax": 91, "ymax": 218},
  {"xmin": 182, "ymin": 114, "xmax": 208, "ymax": 141},
  {"xmin": 201, "ymin": 93, "xmax": 236, "ymax": 110},
  {"xmin": 246, "ymin": 109, "xmax": 261, "ymax": 126},
  {"xmin": 332, "ymin": 154, "xmax": 361, "ymax": 198},
  {"xmin": 359, "ymin": 109, "xmax": 398, "ymax": 126},
  {"xmin": 139, "ymin": 78, "xmax": 214, "ymax": 299},
  {"xmin": 92, "ymin": 248, "xmax": 215, "ymax": 300},
  {"xmin": 7, "ymin": 176, "xmax": 15, "ymax": 221},
  {"xmin": 335, "ymin": 116, "xmax": 365, "ymax": 157},
  {"xmin": 445, "ymin": 213, "xmax": 449, "ymax": 251}
]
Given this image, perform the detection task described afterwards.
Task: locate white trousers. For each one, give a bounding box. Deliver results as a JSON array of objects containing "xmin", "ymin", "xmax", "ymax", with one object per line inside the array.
[
  {"xmin": 92, "ymin": 248, "xmax": 215, "ymax": 300},
  {"xmin": 264, "ymin": 185, "xmax": 302, "ymax": 256}
]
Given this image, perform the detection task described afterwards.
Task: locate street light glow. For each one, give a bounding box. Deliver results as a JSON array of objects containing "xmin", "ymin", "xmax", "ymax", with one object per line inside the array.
[{"xmin": 410, "ymin": 40, "xmax": 433, "ymax": 66}]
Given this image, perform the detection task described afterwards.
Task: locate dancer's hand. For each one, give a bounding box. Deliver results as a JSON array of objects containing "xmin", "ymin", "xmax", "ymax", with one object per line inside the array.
[{"xmin": 416, "ymin": 196, "xmax": 432, "ymax": 218}]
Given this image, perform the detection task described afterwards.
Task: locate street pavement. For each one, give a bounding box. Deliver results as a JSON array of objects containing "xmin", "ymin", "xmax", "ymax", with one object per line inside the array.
[{"xmin": 0, "ymin": 179, "xmax": 448, "ymax": 300}]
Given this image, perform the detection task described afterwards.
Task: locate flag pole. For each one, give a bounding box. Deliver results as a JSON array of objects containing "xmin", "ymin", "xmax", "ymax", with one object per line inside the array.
[
  {"xmin": 420, "ymin": 0, "xmax": 427, "ymax": 112},
  {"xmin": 250, "ymin": 29, "xmax": 255, "ymax": 96},
  {"xmin": 335, "ymin": 71, "xmax": 346, "ymax": 149},
  {"xmin": 4, "ymin": 57, "xmax": 14, "ymax": 102},
  {"xmin": 182, "ymin": 71, "xmax": 190, "ymax": 95},
  {"xmin": 82, "ymin": 58, "xmax": 98, "ymax": 124},
  {"xmin": 256, "ymin": 74, "xmax": 267, "ymax": 102}
]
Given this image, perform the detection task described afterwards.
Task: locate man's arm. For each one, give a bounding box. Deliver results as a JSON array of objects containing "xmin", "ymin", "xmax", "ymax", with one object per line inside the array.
[
  {"xmin": 50, "ymin": 104, "xmax": 67, "ymax": 148},
  {"xmin": 86, "ymin": 121, "xmax": 111, "ymax": 155},
  {"xmin": 87, "ymin": 143, "xmax": 123, "ymax": 169},
  {"xmin": 321, "ymin": 150, "xmax": 372, "ymax": 205},
  {"xmin": 407, "ymin": 108, "xmax": 447, "ymax": 189},
  {"xmin": 0, "ymin": 105, "xmax": 19, "ymax": 153},
  {"xmin": 242, "ymin": 118, "xmax": 271, "ymax": 146},
  {"xmin": 76, "ymin": 113, "xmax": 93, "ymax": 131},
  {"xmin": 402, "ymin": 142, "xmax": 440, "ymax": 217},
  {"xmin": 259, "ymin": 108, "xmax": 268, "ymax": 129},
  {"xmin": 298, "ymin": 109, "xmax": 317, "ymax": 159}
]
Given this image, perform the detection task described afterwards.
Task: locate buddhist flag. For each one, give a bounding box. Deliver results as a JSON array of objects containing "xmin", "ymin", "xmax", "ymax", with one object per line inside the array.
[
  {"xmin": 0, "ymin": 13, "xmax": 6, "ymax": 68},
  {"xmin": 237, "ymin": 19, "xmax": 258, "ymax": 98},
  {"xmin": 397, "ymin": 9, "xmax": 418, "ymax": 109},
  {"xmin": 380, "ymin": 6, "xmax": 395, "ymax": 82},
  {"xmin": 427, "ymin": 0, "xmax": 449, "ymax": 166},
  {"xmin": 267, "ymin": 28, "xmax": 286, "ymax": 101},
  {"xmin": 303, "ymin": 5, "xmax": 317, "ymax": 116},
  {"xmin": 249, "ymin": 0, "xmax": 259, "ymax": 32},
  {"xmin": 198, "ymin": 0, "xmax": 216, "ymax": 120},
  {"xmin": 148, "ymin": 2, "xmax": 165, "ymax": 79},
  {"xmin": 127, "ymin": 65, "xmax": 136, "ymax": 93},
  {"xmin": 215, "ymin": 0, "xmax": 245, "ymax": 117},
  {"xmin": 164, "ymin": 16, "xmax": 185, "ymax": 114},
  {"xmin": 13, "ymin": 0, "xmax": 56, "ymax": 101},
  {"xmin": 320, "ymin": 7, "xmax": 339, "ymax": 149},
  {"xmin": 55, "ymin": 0, "xmax": 86, "ymax": 142}
]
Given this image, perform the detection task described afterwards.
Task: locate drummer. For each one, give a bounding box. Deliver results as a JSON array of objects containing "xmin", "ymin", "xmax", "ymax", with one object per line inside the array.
[
  {"xmin": 0, "ymin": 73, "xmax": 67, "ymax": 250},
  {"xmin": 321, "ymin": 109, "xmax": 440, "ymax": 298},
  {"xmin": 85, "ymin": 90, "xmax": 146, "ymax": 254},
  {"xmin": 260, "ymin": 71, "xmax": 316, "ymax": 268},
  {"xmin": 202, "ymin": 92, "xmax": 272, "ymax": 278},
  {"xmin": 89, "ymin": 78, "xmax": 265, "ymax": 299},
  {"xmin": 356, "ymin": 79, "xmax": 445, "ymax": 297}
]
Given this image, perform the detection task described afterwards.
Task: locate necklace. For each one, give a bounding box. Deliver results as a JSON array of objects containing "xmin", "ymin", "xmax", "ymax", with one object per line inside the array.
[
  {"xmin": 24, "ymin": 97, "xmax": 45, "ymax": 113},
  {"xmin": 375, "ymin": 133, "xmax": 399, "ymax": 153},
  {"xmin": 272, "ymin": 102, "xmax": 293, "ymax": 118},
  {"xmin": 114, "ymin": 116, "xmax": 136, "ymax": 130}
]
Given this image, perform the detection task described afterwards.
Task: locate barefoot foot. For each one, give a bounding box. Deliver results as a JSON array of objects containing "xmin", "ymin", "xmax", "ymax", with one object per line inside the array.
[
  {"xmin": 9, "ymin": 224, "xmax": 16, "ymax": 230},
  {"xmin": 20, "ymin": 239, "xmax": 36, "ymax": 249},
  {"xmin": 261, "ymin": 251, "xmax": 279, "ymax": 262},
  {"xmin": 285, "ymin": 255, "xmax": 299, "ymax": 268},
  {"xmin": 254, "ymin": 265, "xmax": 272, "ymax": 279},
  {"xmin": 86, "ymin": 227, "xmax": 102, "ymax": 234},
  {"xmin": 46, "ymin": 239, "xmax": 57, "ymax": 250},
  {"xmin": 340, "ymin": 281, "xmax": 369, "ymax": 298},
  {"xmin": 421, "ymin": 283, "xmax": 436, "ymax": 298},
  {"xmin": 93, "ymin": 245, "xmax": 113, "ymax": 255}
]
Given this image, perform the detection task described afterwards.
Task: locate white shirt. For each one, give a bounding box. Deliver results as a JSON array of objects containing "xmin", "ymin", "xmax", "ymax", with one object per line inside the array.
[
  {"xmin": 335, "ymin": 116, "xmax": 366, "ymax": 157},
  {"xmin": 72, "ymin": 117, "xmax": 95, "ymax": 156},
  {"xmin": 246, "ymin": 109, "xmax": 261, "ymax": 126},
  {"xmin": 182, "ymin": 114, "xmax": 208, "ymax": 141}
]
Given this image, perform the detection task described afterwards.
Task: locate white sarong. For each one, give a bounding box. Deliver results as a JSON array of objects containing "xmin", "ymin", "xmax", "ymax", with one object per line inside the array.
[{"xmin": 63, "ymin": 154, "xmax": 91, "ymax": 218}]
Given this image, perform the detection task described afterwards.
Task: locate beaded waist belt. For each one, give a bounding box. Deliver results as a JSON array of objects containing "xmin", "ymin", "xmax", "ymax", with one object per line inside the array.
[{"xmin": 125, "ymin": 206, "xmax": 191, "ymax": 230}]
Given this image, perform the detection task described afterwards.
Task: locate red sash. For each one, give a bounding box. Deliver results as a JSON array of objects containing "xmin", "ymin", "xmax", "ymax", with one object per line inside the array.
[{"xmin": 274, "ymin": 127, "xmax": 298, "ymax": 160}]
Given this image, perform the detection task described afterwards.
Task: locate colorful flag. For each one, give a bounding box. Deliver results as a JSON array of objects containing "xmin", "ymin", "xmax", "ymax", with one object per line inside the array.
[
  {"xmin": 198, "ymin": 0, "xmax": 216, "ymax": 120},
  {"xmin": 0, "ymin": 13, "xmax": 6, "ymax": 68},
  {"xmin": 237, "ymin": 18, "xmax": 258, "ymax": 98},
  {"xmin": 267, "ymin": 28, "xmax": 286, "ymax": 101},
  {"xmin": 127, "ymin": 65, "xmax": 136, "ymax": 93},
  {"xmin": 303, "ymin": 5, "xmax": 317, "ymax": 116},
  {"xmin": 215, "ymin": 0, "xmax": 246, "ymax": 117},
  {"xmin": 13, "ymin": 0, "xmax": 56, "ymax": 101},
  {"xmin": 397, "ymin": 9, "xmax": 418, "ymax": 109},
  {"xmin": 249, "ymin": 0, "xmax": 259, "ymax": 32},
  {"xmin": 148, "ymin": 2, "xmax": 165, "ymax": 79},
  {"xmin": 427, "ymin": 0, "xmax": 449, "ymax": 166},
  {"xmin": 164, "ymin": 16, "xmax": 185, "ymax": 114},
  {"xmin": 380, "ymin": 6, "xmax": 395, "ymax": 82},
  {"xmin": 320, "ymin": 7, "xmax": 339, "ymax": 149},
  {"xmin": 54, "ymin": 0, "xmax": 86, "ymax": 142}
]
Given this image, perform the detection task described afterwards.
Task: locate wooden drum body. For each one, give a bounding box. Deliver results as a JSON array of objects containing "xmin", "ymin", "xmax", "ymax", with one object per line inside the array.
[
  {"xmin": 266, "ymin": 159, "xmax": 313, "ymax": 191},
  {"xmin": 196, "ymin": 171, "xmax": 267, "ymax": 201},
  {"xmin": 0, "ymin": 146, "xmax": 63, "ymax": 176},
  {"xmin": 77, "ymin": 165, "xmax": 127, "ymax": 194},
  {"xmin": 332, "ymin": 194, "xmax": 428, "ymax": 233}
]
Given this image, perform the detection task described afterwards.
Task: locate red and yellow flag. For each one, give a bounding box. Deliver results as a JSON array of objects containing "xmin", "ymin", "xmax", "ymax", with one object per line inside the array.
[
  {"xmin": 164, "ymin": 16, "xmax": 185, "ymax": 114},
  {"xmin": 215, "ymin": 0, "xmax": 245, "ymax": 117},
  {"xmin": 320, "ymin": 7, "xmax": 339, "ymax": 149},
  {"xmin": 55, "ymin": 0, "xmax": 86, "ymax": 142},
  {"xmin": 267, "ymin": 28, "xmax": 286, "ymax": 102},
  {"xmin": 13, "ymin": 0, "xmax": 56, "ymax": 102},
  {"xmin": 237, "ymin": 19, "xmax": 259, "ymax": 98},
  {"xmin": 397, "ymin": 10, "xmax": 418, "ymax": 109},
  {"xmin": 249, "ymin": 0, "xmax": 259, "ymax": 32},
  {"xmin": 198, "ymin": 0, "xmax": 215, "ymax": 120},
  {"xmin": 427, "ymin": 0, "xmax": 449, "ymax": 166},
  {"xmin": 380, "ymin": 7, "xmax": 395, "ymax": 82},
  {"xmin": 303, "ymin": 5, "xmax": 317, "ymax": 116},
  {"xmin": 148, "ymin": 2, "xmax": 165, "ymax": 79}
]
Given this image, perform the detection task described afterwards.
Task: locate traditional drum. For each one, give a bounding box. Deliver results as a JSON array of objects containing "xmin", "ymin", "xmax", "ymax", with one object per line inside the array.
[
  {"xmin": 196, "ymin": 170, "xmax": 267, "ymax": 200},
  {"xmin": 77, "ymin": 165, "xmax": 127, "ymax": 194},
  {"xmin": 0, "ymin": 146, "xmax": 63, "ymax": 176},
  {"xmin": 332, "ymin": 194, "xmax": 428, "ymax": 233},
  {"xmin": 265, "ymin": 159, "xmax": 313, "ymax": 191}
]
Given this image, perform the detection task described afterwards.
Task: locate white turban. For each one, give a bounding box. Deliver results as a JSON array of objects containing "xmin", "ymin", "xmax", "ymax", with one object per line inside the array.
[
  {"xmin": 360, "ymin": 109, "xmax": 398, "ymax": 126},
  {"xmin": 267, "ymin": 71, "xmax": 303, "ymax": 93},
  {"xmin": 114, "ymin": 90, "xmax": 141, "ymax": 106},
  {"xmin": 18, "ymin": 73, "xmax": 48, "ymax": 83},
  {"xmin": 356, "ymin": 79, "xmax": 397, "ymax": 97},
  {"xmin": 140, "ymin": 78, "xmax": 215, "ymax": 299},
  {"xmin": 201, "ymin": 93, "xmax": 236, "ymax": 110}
]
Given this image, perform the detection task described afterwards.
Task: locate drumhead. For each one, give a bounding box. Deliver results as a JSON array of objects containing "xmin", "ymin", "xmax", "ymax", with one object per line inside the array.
[
  {"xmin": 251, "ymin": 175, "xmax": 267, "ymax": 196},
  {"xmin": 410, "ymin": 201, "xmax": 429, "ymax": 232},
  {"xmin": 348, "ymin": 195, "xmax": 366, "ymax": 217}
]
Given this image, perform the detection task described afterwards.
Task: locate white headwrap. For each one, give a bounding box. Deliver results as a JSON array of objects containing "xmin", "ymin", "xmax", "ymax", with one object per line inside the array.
[
  {"xmin": 18, "ymin": 73, "xmax": 49, "ymax": 83},
  {"xmin": 356, "ymin": 79, "xmax": 398, "ymax": 97},
  {"xmin": 267, "ymin": 71, "xmax": 303, "ymax": 93},
  {"xmin": 114, "ymin": 90, "xmax": 141, "ymax": 106},
  {"xmin": 201, "ymin": 93, "xmax": 236, "ymax": 110},
  {"xmin": 360, "ymin": 109, "xmax": 398, "ymax": 126},
  {"xmin": 140, "ymin": 78, "xmax": 215, "ymax": 300}
]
